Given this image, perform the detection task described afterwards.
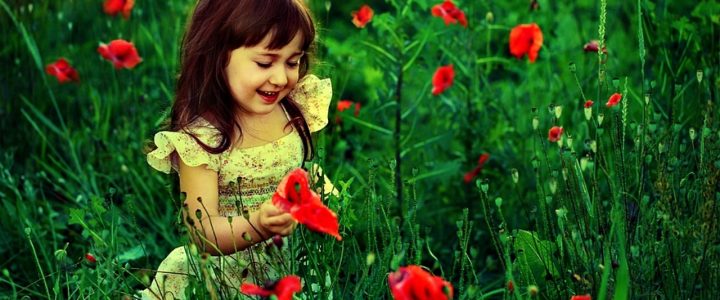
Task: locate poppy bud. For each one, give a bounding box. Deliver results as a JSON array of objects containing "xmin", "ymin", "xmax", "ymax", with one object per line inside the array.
[
  {"xmin": 55, "ymin": 249, "xmax": 67, "ymax": 261},
  {"xmin": 366, "ymin": 252, "xmax": 376, "ymax": 266},
  {"xmin": 85, "ymin": 253, "xmax": 96, "ymax": 264},
  {"xmin": 549, "ymin": 178, "xmax": 557, "ymax": 194},
  {"xmin": 242, "ymin": 232, "xmax": 253, "ymax": 242},
  {"xmin": 528, "ymin": 285, "xmax": 539, "ymax": 297},
  {"xmin": 272, "ymin": 235, "xmax": 284, "ymax": 248},
  {"xmin": 696, "ymin": 70, "xmax": 703, "ymax": 83}
]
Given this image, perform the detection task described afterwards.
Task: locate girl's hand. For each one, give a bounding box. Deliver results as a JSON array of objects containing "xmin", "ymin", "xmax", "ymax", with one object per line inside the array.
[{"xmin": 257, "ymin": 200, "xmax": 297, "ymax": 237}]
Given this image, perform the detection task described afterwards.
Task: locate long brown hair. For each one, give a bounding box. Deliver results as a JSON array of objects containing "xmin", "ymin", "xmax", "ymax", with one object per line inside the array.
[{"xmin": 168, "ymin": 0, "xmax": 316, "ymax": 160}]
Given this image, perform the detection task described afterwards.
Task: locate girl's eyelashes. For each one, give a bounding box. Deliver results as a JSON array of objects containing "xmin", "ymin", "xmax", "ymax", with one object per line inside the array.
[{"xmin": 255, "ymin": 61, "xmax": 301, "ymax": 69}]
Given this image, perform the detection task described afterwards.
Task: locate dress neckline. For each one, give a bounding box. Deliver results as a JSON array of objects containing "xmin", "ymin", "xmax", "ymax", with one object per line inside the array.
[{"xmin": 231, "ymin": 103, "xmax": 298, "ymax": 152}]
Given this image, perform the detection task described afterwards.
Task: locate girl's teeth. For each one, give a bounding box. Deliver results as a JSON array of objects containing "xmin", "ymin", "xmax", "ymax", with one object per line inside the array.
[{"xmin": 259, "ymin": 91, "xmax": 278, "ymax": 96}]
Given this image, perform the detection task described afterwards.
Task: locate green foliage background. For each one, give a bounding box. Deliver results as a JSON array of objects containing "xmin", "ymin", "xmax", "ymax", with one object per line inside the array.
[{"xmin": 1, "ymin": 0, "xmax": 719, "ymax": 299}]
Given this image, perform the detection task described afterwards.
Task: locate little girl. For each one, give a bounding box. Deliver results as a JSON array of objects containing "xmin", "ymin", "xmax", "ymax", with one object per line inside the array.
[{"xmin": 140, "ymin": 1, "xmax": 333, "ymax": 299}]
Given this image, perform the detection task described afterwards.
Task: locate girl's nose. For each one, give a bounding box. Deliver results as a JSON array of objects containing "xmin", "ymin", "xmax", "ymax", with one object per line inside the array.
[{"xmin": 269, "ymin": 65, "xmax": 288, "ymax": 87}]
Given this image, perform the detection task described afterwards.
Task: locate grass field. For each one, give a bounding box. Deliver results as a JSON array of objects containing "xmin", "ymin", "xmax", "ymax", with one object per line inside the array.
[{"xmin": 1, "ymin": 0, "xmax": 719, "ymax": 299}]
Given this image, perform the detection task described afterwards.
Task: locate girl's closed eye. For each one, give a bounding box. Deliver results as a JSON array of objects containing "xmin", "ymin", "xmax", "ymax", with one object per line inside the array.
[{"xmin": 255, "ymin": 61, "xmax": 301, "ymax": 69}]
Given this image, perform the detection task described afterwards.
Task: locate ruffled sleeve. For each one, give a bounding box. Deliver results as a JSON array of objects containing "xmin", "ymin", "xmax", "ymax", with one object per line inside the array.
[
  {"xmin": 147, "ymin": 118, "xmax": 223, "ymax": 174},
  {"xmin": 289, "ymin": 74, "xmax": 332, "ymax": 133}
]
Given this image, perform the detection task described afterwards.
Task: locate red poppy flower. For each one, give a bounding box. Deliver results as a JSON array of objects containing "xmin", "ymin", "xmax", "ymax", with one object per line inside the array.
[
  {"xmin": 85, "ymin": 253, "xmax": 96, "ymax": 263},
  {"xmin": 464, "ymin": 153, "xmax": 490, "ymax": 183},
  {"xmin": 432, "ymin": 65, "xmax": 455, "ymax": 96},
  {"xmin": 98, "ymin": 39, "xmax": 142, "ymax": 69},
  {"xmin": 388, "ymin": 265, "xmax": 453, "ymax": 300},
  {"xmin": 431, "ymin": 1, "xmax": 468, "ymax": 27},
  {"xmin": 103, "ymin": 0, "xmax": 134, "ymax": 19},
  {"xmin": 45, "ymin": 58, "xmax": 79, "ymax": 83},
  {"xmin": 583, "ymin": 40, "xmax": 607, "ymax": 53},
  {"xmin": 570, "ymin": 295, "xmax": 591, "ymax": 300},
  {"xmin": 606, "ymin": 93, "xmax": 622, "ymax": 108},
  {"xmin": 337, "ymin": 100, "xmax": 361, "ymax": 117},
  {"xmin": 351, "ymin": 5, "xmax": 374, "ymax": 28},
  {"xmin": 241, "ymin": 275, "xmax": 302, "ymax": 300},
  {"xmin": 584, "ymin": 100, "xmax": 594, "ymax": 108},
  {"xmin": 273, "ymin": 168, "xmax": 341, "ymax": 240},
  {"xmin": 548, "ymin": 126, "xmax": 563, "ymax": 142},
  {"xmin": 509, "ymin": 23, "xmax": 543, "ymax": 63}
]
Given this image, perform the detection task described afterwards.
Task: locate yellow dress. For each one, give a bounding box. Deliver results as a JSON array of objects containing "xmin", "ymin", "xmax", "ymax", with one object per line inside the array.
[{"xmin": 139, "ymin": 75, "xmax": 331, "ymax": 300}]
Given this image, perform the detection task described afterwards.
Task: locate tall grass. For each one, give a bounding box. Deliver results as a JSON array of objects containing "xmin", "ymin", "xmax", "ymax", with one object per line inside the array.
[{"xmin": 1, "ymin": 0, "xmax": 718, "ymax": 299}]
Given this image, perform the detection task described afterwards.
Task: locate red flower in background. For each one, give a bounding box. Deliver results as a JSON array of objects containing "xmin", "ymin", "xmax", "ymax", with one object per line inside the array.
[
  {"xmin": 273, "ymin": 168, "xmax": 341, "ymax": 241},
  {"xmin": 241, "ymin": 275, "xmax": 302, "ymax": 300},
  {"xmin": 606, "ymin": 93, "xmax": 622, "ymax": 108},
  {"xmin": 338, "ymin": 100, "xmax": 361, "ymax": 116},
  {"xmin": 583, "ymin": 40, "xmax": 607, "ymax": 53},
  {"xmin": 351, "ymin": 5, "xmax": 374, "ymax": 28},
  {"xmin": 509, "ymin": 23, "xmax": 543, "ymax": 63},
  {"xmin": 464, "ymin": 153, "xmax": 490, "ymax": 183},
  {"xmin": 45, "ymin": 58, "xmax": 79, "ymax": 83},
  {"xmin": 85, "ymin": 253, "xmax": 96, "ymax": 263},
  {"xmin": 570, "ymin": 295, "xmax": 592, "ymax": 300},
  {"xmin": 388, "ymin": 265, "xmax": 454, "ymax": 300},
  {"xmin": 98, "ymin": 39, "xmax": 142, "ymax": 69},
  {"xmin": 431, "ymin": 65, "xmax": 455, "ymax": 96},
  {"xmin": 584, "ymin": 100, "xmax": 594, "ymax": 108},
  {"xmin": 548, "ymin": 126, "xmax": 563, "ymax": 142},
  {"xmin": 103, "ymin": 0, "xmax": 134, "ymax": 19},
  {"xmin": 431, "ymin": 1, "xmax": 468, "ymax": 27}
]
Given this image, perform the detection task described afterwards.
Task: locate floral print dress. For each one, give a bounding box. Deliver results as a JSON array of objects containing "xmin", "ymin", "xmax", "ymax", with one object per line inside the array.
[{"xmin": 139, "ymin": 75, "xmax": 331, "ymax": 300}]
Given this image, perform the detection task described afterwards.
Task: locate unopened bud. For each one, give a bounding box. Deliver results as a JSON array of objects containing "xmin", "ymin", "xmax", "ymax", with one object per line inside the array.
[
  {"xmin": 689, "ymin": 128, "xmax": 697, "ymax": 141},
  {"xmin": 696, "ymin": 70, "xmax": 703, "ymax": 83},
  {"xmin": 528, "ymin": 285, "xmax": 539, "ymax": 297},
  {"xmin": 584, "ymin": 107, "xmax": 592, "ymax": 121},
  {"xmin": 366, "ymin": 252, "xmax": 376, "ymax": 266},
  {"xmin": 511, "ymin": 168, "xmax": 519, "ymax": 184}
]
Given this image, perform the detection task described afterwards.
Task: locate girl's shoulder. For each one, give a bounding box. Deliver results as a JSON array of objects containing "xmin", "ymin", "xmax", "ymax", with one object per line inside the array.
[
  {"xmin": 146, "ymin": 117, "xmax": 223, "ymax": 174},
  {"xmin": 290, "ymin": 74, "xmax": 332, "ymax": 133}
]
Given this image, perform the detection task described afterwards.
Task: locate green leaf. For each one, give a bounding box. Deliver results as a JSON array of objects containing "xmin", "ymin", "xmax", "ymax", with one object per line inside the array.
[
  {"xmin": 117, "ymin": 245, "xmax": 146, "ymax": 263},
  {"xmin": 407, "ymin": 161, "xmax": 460, "ymax": 183},
  {"xmin": 68, "ymin": 208, "xmax": 84, "ymax": 226},
  {"xmin": 514, "ymin": 230, "xmax": 559, "ymax": 288}
]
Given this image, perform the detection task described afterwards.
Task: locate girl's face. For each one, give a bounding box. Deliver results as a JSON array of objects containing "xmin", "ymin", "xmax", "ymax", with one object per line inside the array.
[{"xmin": 225, "ymin": 32, "xmax": 304, "ymax": 118}]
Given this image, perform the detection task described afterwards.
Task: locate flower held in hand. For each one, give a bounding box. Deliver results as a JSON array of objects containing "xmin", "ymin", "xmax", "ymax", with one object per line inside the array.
[{"xmin": 273, "ymin": 168, "xmax": 341, "ymax": 240}]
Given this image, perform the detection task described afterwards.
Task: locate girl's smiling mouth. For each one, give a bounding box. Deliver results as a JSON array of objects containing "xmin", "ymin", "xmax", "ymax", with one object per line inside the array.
[{"xmin": 258, "ymin": 90, "xmax": 279, "ymax": 103}]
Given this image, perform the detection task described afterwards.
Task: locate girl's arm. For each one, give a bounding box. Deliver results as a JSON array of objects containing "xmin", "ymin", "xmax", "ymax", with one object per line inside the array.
[{"xmin": 178, "ymin": 160, "xmax": 295, "ymax": 256}]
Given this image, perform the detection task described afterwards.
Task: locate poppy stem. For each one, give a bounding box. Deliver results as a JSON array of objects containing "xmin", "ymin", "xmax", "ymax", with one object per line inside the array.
[{"xmin": 394, "ymin": 49, "xmax": 404, "ymax": 229}]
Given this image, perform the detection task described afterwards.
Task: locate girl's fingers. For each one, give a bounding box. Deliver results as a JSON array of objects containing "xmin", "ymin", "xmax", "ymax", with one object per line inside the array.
[{"xmin": 263, "ymin": 213, "xmax": 294, "ymax": 227}]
